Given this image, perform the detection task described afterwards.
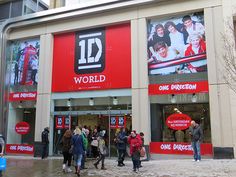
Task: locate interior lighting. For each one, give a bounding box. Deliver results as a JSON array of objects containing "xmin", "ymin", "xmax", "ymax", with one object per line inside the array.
[
  {"xmin": 113, "ymin": 97, "xmax": 118, "ymax": 105},
  {"xmin": 89, "ymin": 98, "xmax": 94, "ymax": 106},
  {"xmin": 191, "ymin": 93, "xmax": 197, "ymax": 103},
  {"xmin": 171, "ymin": 94, "xmax": 176, "ymax": 103}
]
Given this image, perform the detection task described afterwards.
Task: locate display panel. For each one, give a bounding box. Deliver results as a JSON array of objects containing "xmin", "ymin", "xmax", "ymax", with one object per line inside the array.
[
  {"xmin": 52, "ymin": 23, "xmax": 131, "ymax": 92},
  {"xmin": 147, "ymin": 12, "xmax": 206, "ymax": 75},
  {"xmin": 10, "ymin": 39, "xmax": 40, "ymax": 85}
]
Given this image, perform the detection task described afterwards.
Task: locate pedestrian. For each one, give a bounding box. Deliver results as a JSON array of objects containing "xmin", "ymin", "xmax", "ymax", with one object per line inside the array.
[
  {"xmin": 128, "ymin": 130, "xmax": 142, "ymax": 173},
  {"xmin": 116, "ymin": 127, "xmax": 127, "ymax": 167},
  {"xmin": 91, "ymin": 128, "xmax": 99, "ymax": 159},
  {"xmin": 0, "ymin": 134, "xmax": 5, "ymax": 177},
  {"xmin": 139, "ymin": 132, "xmax": 145, "ymax": 168},
  {"xmin": 41, "ymin": 127, "xmax": 49, "ymax": 159},
  {"xmin": 81, "ymin": 128, "xmax": 89, "ymax": 170},
  {"xmin": 62, "ymin": 129, "xmax": 73, "ymax": 173},
  {"xmin": 189, "ymin": 120, "xmax": 203, "ymax": 162},
  {"xmin": 94, "ymin": 130, "xmax": 107, "ymax": 170},
  {"xmin": 71, "ymin": 127, "xmax": 84, "ymax": 177}
]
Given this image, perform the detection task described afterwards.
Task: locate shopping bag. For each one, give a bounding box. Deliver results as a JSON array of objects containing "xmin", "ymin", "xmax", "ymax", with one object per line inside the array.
[
  {"xmin": 0, "ymin": 157, "xmax": 6, "ymax": 171},
  {"xmin": 140, "ymin": 147, "xmax": 146, "ymax": 157}
]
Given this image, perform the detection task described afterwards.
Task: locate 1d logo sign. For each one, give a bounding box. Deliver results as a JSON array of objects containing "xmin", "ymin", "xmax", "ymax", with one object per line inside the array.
[{"xmin": 75, "ymin": 28, "xmax": 105, "ymax": 74}]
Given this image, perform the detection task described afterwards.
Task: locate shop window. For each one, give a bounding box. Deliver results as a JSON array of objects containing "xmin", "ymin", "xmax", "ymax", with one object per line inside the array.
[
  {"xmin": 151, "ymin": 103, "xmax": 211, "ymax": 143},
  {"xmin": 161, "ymin": 104, "xmax": 211, "ymax": 143}
]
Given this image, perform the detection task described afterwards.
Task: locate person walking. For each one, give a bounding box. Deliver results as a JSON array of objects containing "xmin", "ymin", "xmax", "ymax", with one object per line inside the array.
[
  {"xmin": 139, "ymin": 132, "xmax": 145, "ymax": 168},
  {"xmin": 71, "ymin": 127, "xmax": 84, "ymax": 177},
  {"xmin": 128, "ymin": 130, "xmax": 142, "ymax": 173},
  {"xmin": 189, "ymin": 120, "xmax": 203, "ymax": 162},
  {"xmin": 91, "ymin": 128, "xmax": 99, "ymax": 159},
  {"xmin": 41, "ymin": 127, "xmax": 49, "ymax": 159},
  {"xmin": 0, "ymin": 134, "xmax": 5, "ymax": 177},
  {"xmin": 94, "ymin": 130, "xmax": 107, "ymax": 170},
  {"xmin": 62, "ymin": 129, "xmax": 73, "ymax": 173},
  {"xmin": 116, "ymin": 127, "xmax": 127, "ymax": 167},
  {"xmin": 81, "ymin": 128, "xmax": 89, "ymax": 170}
]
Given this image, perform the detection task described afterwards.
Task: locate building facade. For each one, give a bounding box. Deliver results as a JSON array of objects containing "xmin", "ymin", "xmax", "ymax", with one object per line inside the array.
[{"xmin": 0, "ymin": 0, "xmax": 236, "ymax": 158}]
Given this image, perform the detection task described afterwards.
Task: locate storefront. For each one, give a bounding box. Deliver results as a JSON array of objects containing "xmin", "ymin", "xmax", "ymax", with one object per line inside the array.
[
  {"xmin": 147, "ymin": 12, "xmax": 213, "ymax": 156},
  {"xmin": 1, "ymin": 0, "xmax": 236, "ymax": 158}
]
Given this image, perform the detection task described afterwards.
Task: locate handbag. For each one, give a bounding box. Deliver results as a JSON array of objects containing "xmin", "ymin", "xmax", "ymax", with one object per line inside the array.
[
  {"xmin": 140, "ymin": 147, "xmax": 146, "ymax": 157},
  {"xmin": 91, "ymin": 140, "xmax": 98, "ymax": 147},
  {"xmin": 0, "ymin": 157, "xmax": 7, "ymax": 171}
]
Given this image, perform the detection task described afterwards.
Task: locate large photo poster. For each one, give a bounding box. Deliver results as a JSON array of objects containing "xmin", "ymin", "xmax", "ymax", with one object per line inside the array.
[
  {"xmin": 147, "ymin": 12, "xmax": 206, "ymax": 75},
  {"xmin": 10, "ymin": 39, "xmax": 40, "ymax": 85}
]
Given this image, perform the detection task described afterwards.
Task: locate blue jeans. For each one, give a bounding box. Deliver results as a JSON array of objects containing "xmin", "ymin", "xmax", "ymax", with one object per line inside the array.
[{"xmin": 192, "ymin": 141, "xmax": 201, "ymax": 160}]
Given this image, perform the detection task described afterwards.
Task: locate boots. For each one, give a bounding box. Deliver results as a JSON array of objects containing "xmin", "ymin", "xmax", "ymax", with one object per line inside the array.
[
  {"xmin": 62, "ymin": 164, "xmax": 66, "ymax": 172},
  {"xmin": 101, "ymin": 165, "xmax": 107, "ymax": 170},
  {"xmin": 94, "ymin": 163, "xmax": 98, "ymax": 169},
  {"xmin": 74, "ymin": 166, "xmax": 78, "ymax": 174},
  {"xmin": 66, "ymin": 167, "xmax": 72, "ymax": 173}
]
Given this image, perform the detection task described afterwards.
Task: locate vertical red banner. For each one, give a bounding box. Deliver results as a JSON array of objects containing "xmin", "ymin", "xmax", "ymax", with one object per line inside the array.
[{"xmin": 56, "ymin": 116, "xmax": 64, "ymax": 129}]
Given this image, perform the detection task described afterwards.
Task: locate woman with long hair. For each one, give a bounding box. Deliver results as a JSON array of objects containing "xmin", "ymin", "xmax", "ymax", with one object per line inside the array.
[{"xmin": 62, "ymin": 129, "xmax": 73, "ymax": 173}]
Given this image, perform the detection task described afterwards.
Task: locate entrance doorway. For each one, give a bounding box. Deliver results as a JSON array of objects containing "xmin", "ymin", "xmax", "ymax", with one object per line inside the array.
[{"xmin": 53, "ymin": 109, "xmax": 132, "ymax": 156}]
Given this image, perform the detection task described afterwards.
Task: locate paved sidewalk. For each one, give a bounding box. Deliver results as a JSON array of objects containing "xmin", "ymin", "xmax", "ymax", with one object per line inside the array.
[{"xmin": 2, "ymin": 156, "xmax": 236, "ymax": 177}]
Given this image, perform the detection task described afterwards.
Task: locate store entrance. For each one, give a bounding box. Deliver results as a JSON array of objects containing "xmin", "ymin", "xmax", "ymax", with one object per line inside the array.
[{"xmin": 53, "ymin": 110, "xmax": 132, "ymax": 156}]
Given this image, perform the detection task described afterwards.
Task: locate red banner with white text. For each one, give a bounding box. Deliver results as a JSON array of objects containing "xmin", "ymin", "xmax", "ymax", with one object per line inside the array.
[
  {"xmin": 52, "ymin": 23, "xmax": 131, "ymax": 92},
  {"xmin": 9, "ymin": 92, "xmax": 37, "ymax": 101},
  {"xmin": 6, "ymin": 144, "xmax": 34, "ymax": 155},
  {"xmin": 150, "ymin": 142, "xmax": 213, "ymax": 155},
  {"xmin": 148, "ymin": 81, "xmax": 208, "ymax": 95}
]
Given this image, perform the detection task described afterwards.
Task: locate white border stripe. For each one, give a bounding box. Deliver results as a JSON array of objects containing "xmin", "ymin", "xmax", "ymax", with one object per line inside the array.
[
  {"xmin": 79, "ymin": 32, "xmax": 102, "ymax": 38},
  {"xmin": 78, "ymin": 64, "xmax": 101, "ymax": 69}
]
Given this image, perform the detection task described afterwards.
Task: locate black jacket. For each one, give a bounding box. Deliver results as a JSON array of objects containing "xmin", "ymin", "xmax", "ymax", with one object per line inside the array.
[
  {"xmin": 41, "ymin": 129, "xmax": 49, "ymax": 144},
  {"xmin": 189, "ymin": 124, "xmax": 203, "ymax": 142}
]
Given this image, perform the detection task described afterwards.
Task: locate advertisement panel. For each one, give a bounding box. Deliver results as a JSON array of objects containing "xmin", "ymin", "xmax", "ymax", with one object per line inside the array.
[
  {"xmin": 6, "ymin": 144, "xmax": 34, "ymax": 155},
  {"xmin": 147, "ymin": 12, "xmax": 206, "ymax": 75},
  {"xmin": 149, "ymin": 142, "xmax": 213, "ymax": 156},
  {"xmin": 9, "ymin": 91, "xmax": 37, "ymax": 101},
  {"xmin": 166, "ymin": 113, "xmax": 191, "ymax": 130},
  {"xmin": 52, "ymin": 23, "xmax": 131, "ymax": 92},
  {"xmin": 15, "ymin": 121, "xmax": 30, "ymax": 135},
  {"xmin": 110, "ymin": 116, "xmax": 126, "ymax": 129},
  {"xmin": 148, "ymin": 81, "xmax": 209, "ymax": 95},
  {"xmin": 10, "ymin": 39, "xmax": 40, "ymax": 85}
]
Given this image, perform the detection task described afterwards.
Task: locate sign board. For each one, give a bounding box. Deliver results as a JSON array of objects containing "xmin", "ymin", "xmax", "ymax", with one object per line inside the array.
[
  {"xmin": 150, "ymin": 142, "xmax": 213, "ymax": 155},
  {"xmin": 166, "ymin": 113, "xmax": 192, "ymax": 130},
  {"xmin": 15, "ymin": 122, "xmax": 30, "ymax": 135},
  {"xmin": 110, "ymin": 116, "xmax": 126, "ymax": 128},
  {"xmin": 6, "ymin": 144, "xmax": 34, "ymax": 155},
  {"xmin": 149, "ymin": 81, "xmax": 208, "ymax": 95},
  {"xmin": 9, "ymin": 91, "xmax": 37, "ymax": 101},
  {"xmin": 52, "ymin": 23, "xmax": 131, "ymax": 92}
]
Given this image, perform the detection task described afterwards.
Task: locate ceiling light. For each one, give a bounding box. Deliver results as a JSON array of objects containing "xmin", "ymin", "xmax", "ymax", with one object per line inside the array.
[
  {"xmin": 171, "ymin": 94, "xmax": 176, "ymax": 103},
  {"xmin": 113, "ymin": 97, "xmax": 118, "ymax": 105},
  {"xmin": 89, "ymin": 98, "xmax": 94, "ymax": 106},
  {"xmin": 191, "ymin": 93, "xmax": 197, "ymax": 103}
]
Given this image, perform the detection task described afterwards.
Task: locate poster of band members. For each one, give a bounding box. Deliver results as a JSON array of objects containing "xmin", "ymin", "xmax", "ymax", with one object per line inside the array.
[
  {"xmin": 147, "ymin": 12, "xmax": 206, "ymax": 75},
  {"xmin": 10, "ymin": 39, "xmax": 40, "ymax": 85}
]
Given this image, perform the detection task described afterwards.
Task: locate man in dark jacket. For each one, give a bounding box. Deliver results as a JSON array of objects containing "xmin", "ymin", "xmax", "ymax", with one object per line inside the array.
[
  {"xmin": 41, "ymin": 127, "xmax": 49, "ymax": 159},
  {"xmin": 189, "ymin": 120, "xmax": 203, "ymax": 162},
  {"xmin": 116, "ymin": 128, "xmax": 127, "ymax": 167}
]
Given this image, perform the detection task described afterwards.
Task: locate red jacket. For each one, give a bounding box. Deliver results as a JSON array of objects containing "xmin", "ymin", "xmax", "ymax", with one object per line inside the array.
[
  {"xmin": 128, "ymin": 135, "xmax": 142, "ymax": 155},
  {"xmin": 184, "ymin": 39, "xmax": 206, "ymax": 56}
]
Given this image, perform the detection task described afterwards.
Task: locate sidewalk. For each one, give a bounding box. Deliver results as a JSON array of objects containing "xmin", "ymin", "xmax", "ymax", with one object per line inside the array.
[{"xmin": 2, "ymin": 155, "xmax": 236, "ymax": 177}]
